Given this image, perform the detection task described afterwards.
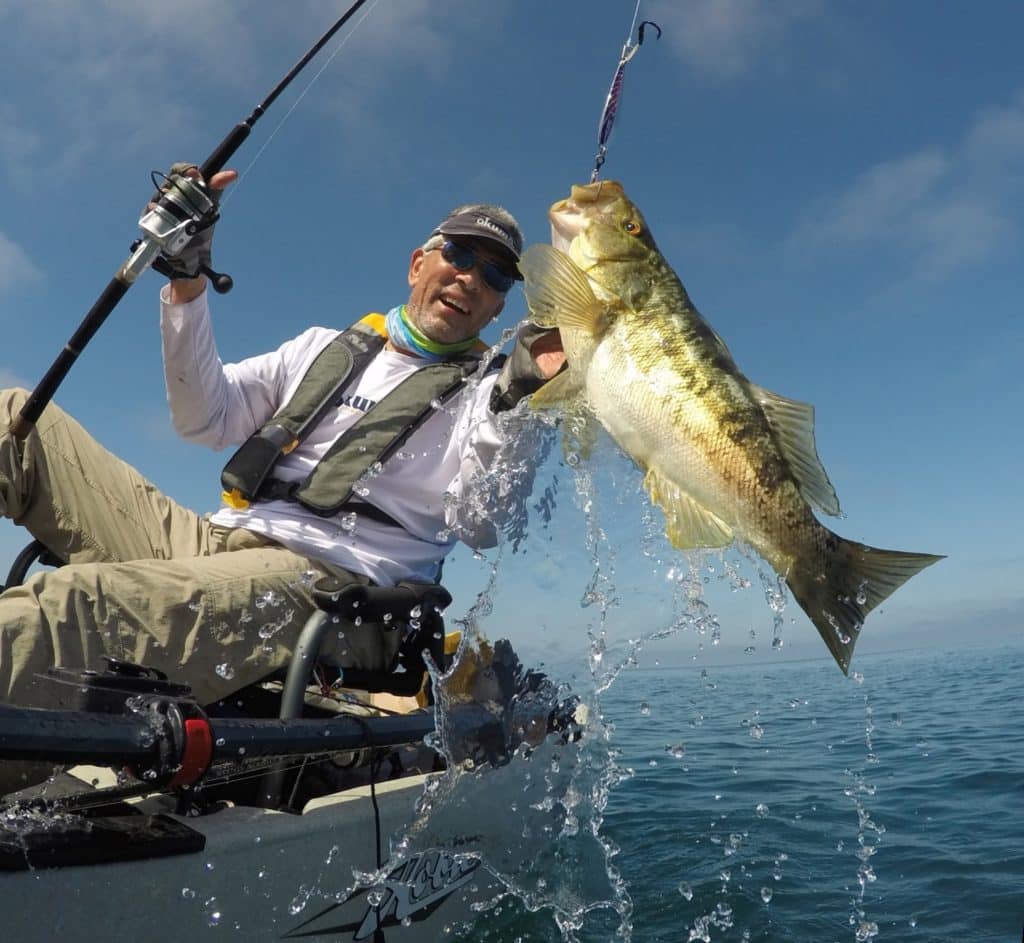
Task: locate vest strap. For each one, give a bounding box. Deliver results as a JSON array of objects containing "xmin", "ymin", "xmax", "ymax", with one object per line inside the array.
[{"xmin": 219, "ymin": 314, "xmax": 486, "ymax": 528}]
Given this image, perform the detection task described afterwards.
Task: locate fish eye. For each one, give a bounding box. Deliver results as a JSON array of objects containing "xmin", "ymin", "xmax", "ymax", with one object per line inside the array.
[{"xmin": 623, "ymin": 220, "xmax": 641, "ymax": 235}]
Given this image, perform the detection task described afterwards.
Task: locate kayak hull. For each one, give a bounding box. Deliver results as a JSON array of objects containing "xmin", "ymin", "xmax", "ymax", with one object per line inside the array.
[{"xmin": 1, "ymin": 770, "xmax": 496, "ymax": 942}]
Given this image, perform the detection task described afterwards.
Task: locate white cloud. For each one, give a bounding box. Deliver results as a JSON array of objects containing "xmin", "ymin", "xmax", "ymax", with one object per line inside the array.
[
  {"xmin": 0, "ymin": 232, "xmax": 41, "ymax": 292},
  {"xmin": 811, "ymin": 151, "xmax": 950, "ymax": 243},
  {"xmin": 0, "ymin": 367, "xmax": 32, "ymax": 389},
  {"xmin": 790, "ymin": 88, "xmax": 1024, "ymax": 279},
  {"xmin": 647, "ymin": 0, "xmax": 821, "ymax": 79},
  {"xmin": 0, "ymin": 1, "xmax": 498, "ymax": 184}
]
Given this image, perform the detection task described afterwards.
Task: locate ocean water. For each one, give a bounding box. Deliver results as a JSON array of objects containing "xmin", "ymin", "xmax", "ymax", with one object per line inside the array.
[{"xmin": 452, "ymin": 642, "xmax": 1024, "ymax": 942}]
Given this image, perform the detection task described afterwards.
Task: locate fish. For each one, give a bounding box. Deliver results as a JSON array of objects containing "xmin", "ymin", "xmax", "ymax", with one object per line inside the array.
[{"xmin": 517, "ymin": 180, "xmax": 942, "ymax": 673}]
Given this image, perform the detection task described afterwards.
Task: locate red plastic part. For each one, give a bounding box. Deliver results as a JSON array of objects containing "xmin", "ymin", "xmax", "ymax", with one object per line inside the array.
[{"xmin": 169, "ymin": 717, "xmax": 214, "ymax": 787}]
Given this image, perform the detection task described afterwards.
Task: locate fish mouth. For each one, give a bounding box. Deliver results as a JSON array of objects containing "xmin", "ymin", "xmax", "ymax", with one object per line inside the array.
[
  {"xmin": 548, "ymin": 207, "xmax": 580, "ymax": 253},
  {"xmin": 549, "ymin": 180, "xmax": 627, "ymax": 252}
]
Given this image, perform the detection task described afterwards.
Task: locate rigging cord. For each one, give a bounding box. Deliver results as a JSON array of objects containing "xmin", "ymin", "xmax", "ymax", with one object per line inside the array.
[{"xmin": 590, "ymin": 0, "xmax": 661, "ymax": 182}]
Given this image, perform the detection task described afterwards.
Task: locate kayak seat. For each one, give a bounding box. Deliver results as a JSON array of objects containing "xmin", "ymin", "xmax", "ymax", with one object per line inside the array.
[
  {"xmin": 3, "ymin": 538, "xmax": 64, "ymax": 591},
  {"xmin": 272, "ymin": 575, "xmax": 452, "ymax": 721}
]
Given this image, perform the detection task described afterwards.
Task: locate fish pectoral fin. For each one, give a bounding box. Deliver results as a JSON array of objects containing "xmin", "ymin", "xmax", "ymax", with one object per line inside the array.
[
  {"xmin": 518, "ymin": 244, "xmax": 607, "ymax": 335},
  {"xmin": 643, "ymin": 469, "xmax": 734, "ymax": 549},
  {"xmin": 751, "ymin": 383, "xmax": 841, "ymax": 518},
  {"xmin": 529, "ymin": 370, "xmax": 584, "ymax": 408}
]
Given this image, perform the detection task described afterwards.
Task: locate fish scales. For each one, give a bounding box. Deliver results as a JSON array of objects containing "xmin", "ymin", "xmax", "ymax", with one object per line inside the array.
[{"xmin": 519, "ymin": 180, "xmax": 943, "ymax": 673}]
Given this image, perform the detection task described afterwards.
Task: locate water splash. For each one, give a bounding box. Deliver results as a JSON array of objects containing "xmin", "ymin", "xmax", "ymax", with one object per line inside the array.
[{"xmin": 846, "ymin": 685, "xmax": 885, "ymax": 941}]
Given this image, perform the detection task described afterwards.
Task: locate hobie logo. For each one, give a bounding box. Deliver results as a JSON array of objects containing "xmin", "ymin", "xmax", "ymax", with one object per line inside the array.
[
  {"xmin": 353, "ymin": 850, "xmax": 479, "ymax": 939},
  {"xmin": 283, "ymin": 848, "xmax": 481, "ymax": 940}
]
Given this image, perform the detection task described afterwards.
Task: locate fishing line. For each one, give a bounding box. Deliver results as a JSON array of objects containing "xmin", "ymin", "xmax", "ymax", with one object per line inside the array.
[
  {"xmin": 590, "ymin": 1, "xmax": 661, "ymax": 182},
  {"xmin": 223, "ymin": 0, "xmax": 382, "ymax": 205}
]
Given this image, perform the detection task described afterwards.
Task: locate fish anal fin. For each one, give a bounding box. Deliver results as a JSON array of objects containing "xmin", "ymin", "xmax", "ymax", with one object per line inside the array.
[
  {"xmin": 561, "ymin": 406, "xmax": 600, "ymax": 461},
  {"xmin": 751, "ymin": 383, "xmax": 841, "ymax": 518},
  {"xmin": 518, "ymin": 244, "xmax": 607, "ymax": 336},
  {"xmin": 643, "ymin": 468, "xmax": 734, "ymax": 549}
]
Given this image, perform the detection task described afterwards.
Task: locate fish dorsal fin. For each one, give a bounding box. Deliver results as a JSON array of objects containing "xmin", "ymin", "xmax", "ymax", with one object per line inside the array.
[
  {"xmin": 643, "ymin": 468, "xmax": 734, "ymax": 549},
  {"xmin": 518, "ymin": 244, "xmax": 607, "ymax": 335},
  {"xmin": 751, "ymin": 383, "xmax": 841, "ymax": 517}
]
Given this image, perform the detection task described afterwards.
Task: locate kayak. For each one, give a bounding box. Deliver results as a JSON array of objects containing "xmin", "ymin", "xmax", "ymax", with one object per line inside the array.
[
  {"xmin": 0, "ymin": 664, "xmax": 563, "ymax": 942},
  {"xmin": 1, "ymin": 762, "xmax": 498, "ymax": 942},
  {"xmin": 0, "ymin": 575, "xmax": 578, "ymax": 942}
]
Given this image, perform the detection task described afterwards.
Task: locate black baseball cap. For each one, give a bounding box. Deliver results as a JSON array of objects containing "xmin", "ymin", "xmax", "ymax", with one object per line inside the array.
[{"xmin": 434, "ymin": 210, "xmax": 523, "ymax": 270}]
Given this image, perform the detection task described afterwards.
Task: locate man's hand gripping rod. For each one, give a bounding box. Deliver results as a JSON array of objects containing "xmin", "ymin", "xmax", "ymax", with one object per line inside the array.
[{"xmin": 11, "ymin": 0, "xmax": 370, "ymax": 440}]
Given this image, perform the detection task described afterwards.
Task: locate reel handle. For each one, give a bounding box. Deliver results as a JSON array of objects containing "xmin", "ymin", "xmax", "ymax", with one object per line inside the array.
[
  {"xmin": 148, "ymin": 254, "xmax": 233, "ymax": 294},
  {"xmin": 199, "ymin": 263, "xmax": 233, "ymax": 294}
]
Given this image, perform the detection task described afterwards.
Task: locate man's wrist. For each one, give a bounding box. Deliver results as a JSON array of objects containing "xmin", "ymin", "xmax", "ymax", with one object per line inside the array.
[{"xmin": 167, "ymin": 275, "xmax": 208, "ymax": 304}]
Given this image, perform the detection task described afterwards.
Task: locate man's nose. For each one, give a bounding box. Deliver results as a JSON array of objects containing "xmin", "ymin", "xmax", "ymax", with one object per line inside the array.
[{"xmin": 454, "ymin": 264, "xmax": 482, "ymax": 291}]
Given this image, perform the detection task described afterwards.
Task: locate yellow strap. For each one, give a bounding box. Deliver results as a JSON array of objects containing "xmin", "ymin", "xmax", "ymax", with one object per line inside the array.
[
  {"xmin": 221, "ymin": 488, "xmax": 251, "ymax": 510},
  {"xmin": 360, "ymin": 312, "xmax": 388, "ymax": 337}
]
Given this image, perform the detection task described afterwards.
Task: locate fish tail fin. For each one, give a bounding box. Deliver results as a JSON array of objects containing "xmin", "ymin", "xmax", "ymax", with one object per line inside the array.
[{"xmin": 786, "ymin": 533, "xmax": 944, "ymax": 674}]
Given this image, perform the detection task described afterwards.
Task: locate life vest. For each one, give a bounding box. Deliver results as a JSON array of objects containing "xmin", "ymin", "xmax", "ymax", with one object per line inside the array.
[{"xmin": 220, "ymin": 313, "xmax": 495, "ymax": 525}]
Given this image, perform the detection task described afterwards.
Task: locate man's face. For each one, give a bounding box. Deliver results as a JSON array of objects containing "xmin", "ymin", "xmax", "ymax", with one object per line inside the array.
[{"xmin": 405, "ymin": 238, "xmax": 509, "ymax": 345}]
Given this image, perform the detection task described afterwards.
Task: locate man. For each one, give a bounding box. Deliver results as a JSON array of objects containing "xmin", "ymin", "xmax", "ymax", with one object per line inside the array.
[{"xmin": 0, "ymin": 166, "xmax": 563, "ymax": 718}]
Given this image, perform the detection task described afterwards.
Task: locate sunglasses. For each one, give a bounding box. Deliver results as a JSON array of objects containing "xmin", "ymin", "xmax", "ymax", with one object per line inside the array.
[{"xmin": 438, "ymin": 240, "xmax": 516, "ymax": 294}]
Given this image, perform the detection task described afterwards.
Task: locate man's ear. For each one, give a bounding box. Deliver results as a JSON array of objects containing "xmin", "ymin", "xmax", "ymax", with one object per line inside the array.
[{"xmin": 408, "ymin": 247, "xmax": 426, "ymax": 286}]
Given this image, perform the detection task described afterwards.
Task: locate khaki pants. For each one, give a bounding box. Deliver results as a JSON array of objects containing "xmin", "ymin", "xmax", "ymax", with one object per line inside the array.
[{"xmin": 0, "ymin": 388, "xmax": 358, "ymax": 710}]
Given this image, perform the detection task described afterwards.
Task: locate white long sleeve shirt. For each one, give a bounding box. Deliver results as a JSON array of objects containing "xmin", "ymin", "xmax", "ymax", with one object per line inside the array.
[{"xmin": 160, "ymin": 288, "xmax": 513, "ymax": 586}]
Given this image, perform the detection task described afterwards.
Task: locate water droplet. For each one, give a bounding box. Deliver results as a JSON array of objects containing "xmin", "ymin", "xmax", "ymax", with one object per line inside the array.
[
  {"xmin": 289, "ymin": 885, "xmax": 313, "ymax": 915},
  {"xmin": 639, "ymin": 701, "xmax": 651, "ymax": 715},
  {"xmin": 678, "ymin": 881, "xmax": 693, "ymax": 900},
  {"xmin": 855, "ymin": 920, "xmax": 879, "ymax": 941},
  {"xmin": 665, "ymin": 743, "xmax": 686, "ymax": 759},
  {"xmin": 181, "ymin": 887, "xmax": 196, "ymax": 899},
  {"xmin": 256, "ymin": 590, "xmax": 280, "ymax": 609},
  {"xmin": 215, "ymin": 663, "xmax": 235, "ymax": 680},
  {"xmin": 755, "ymin": 802, "xmax": 769, "ymax": 817},
  {"xmin": 749, "ymin": 724, "xmax": 764, "ymax": 740},
  {"xmin": 761, "ymin": 886, "xmax": 773, "ymax": 904}
]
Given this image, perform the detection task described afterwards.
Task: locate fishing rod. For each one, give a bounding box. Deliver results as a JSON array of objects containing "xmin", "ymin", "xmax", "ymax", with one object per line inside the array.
[
  {"xmin": 0, "ymin": 699, "xmax": 435, "ymax": 789},
  {"xmin": 10, "ymin": 0, "xmax": 371, "ymax": 440}
]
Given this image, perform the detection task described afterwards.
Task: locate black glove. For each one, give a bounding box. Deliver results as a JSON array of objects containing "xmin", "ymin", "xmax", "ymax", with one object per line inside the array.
[
  {"xmin": 159, "ymin": 162, "xmax": 221, "ymax": 280},
  {"xmin": 489, "ymin": 322, "xmax": 566, "ymax": 413}
]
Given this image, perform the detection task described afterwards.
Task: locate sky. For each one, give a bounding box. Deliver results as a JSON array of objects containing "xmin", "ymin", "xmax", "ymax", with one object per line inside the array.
[{"xmin": 1, "ymin": 1, "xmax": 1022, "ymax": 678}]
